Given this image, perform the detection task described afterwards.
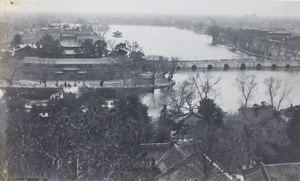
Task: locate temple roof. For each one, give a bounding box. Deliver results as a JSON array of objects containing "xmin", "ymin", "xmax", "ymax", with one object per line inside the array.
[
  {"xmin": 173, "ymin": 111, "xmax": 201, "ymax": 124},
  {"xmin": 243, "ymin": 162, "xmax": 300, "ymax": 181},
  {"xmin": 265, "ymin": 162, "xmax": 300, "ymax": 181},
  {"xmin": 139, "ymin": 142, "xmax": 231, "ymax": 181}
]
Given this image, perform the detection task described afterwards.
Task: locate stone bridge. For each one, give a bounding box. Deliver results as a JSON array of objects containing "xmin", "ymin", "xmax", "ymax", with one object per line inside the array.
[{"xmin": 177, "ymin": 59, "xmax": 299, "ymax": 70}]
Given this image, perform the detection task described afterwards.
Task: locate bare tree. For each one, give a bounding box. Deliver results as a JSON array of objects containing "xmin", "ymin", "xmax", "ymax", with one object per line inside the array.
[
  {"xmin": 115, "ymin": 56, "xmax": 130, "ymax": 86},
  {"xmin": 286, "ymin": 39, "xmax": 300, "ymax": 61},
  {"xmin": 273, "ymin": 41, "xmax": 284, "ymax": 57},
  {"xmin": 264, "ymin": 77, "xmax": 292, "ymax": 110},
  {"xmin": 190, "ymin": 71, "xmax": 221, "ymax": 101},
  {"xmin": 264, "ymin": 77, "xmax": 281, "ymax": 108},
  {"xmin": 161, "ymin": 56, "xmax": 179, "ymax": 82},
  {"xmin": 34, "ymin": 59, "xmax": 56, "ymax": 87},
  {"xmin": 0, "ymin": 126, "xmax": 8, "ymax": 181},
  {"xmin": 145, "ymin": 55, "xmax": 162, "ymax": 85},
  {"xmin": 277, "ymin": 82, "xmax": 292, "ymax": 111},
  {"xmin": 235, "ymin": 73, "xmax": 257, "ymax": 108},
  {"xmin": 107, "ymin": 39, "xmax": 116, "ymax": 54},
  {"xmin": 96, "ymin": 24, "xmax": 110, "ymax": 38},
  {"xmin": 162, "ymin": 81, "xmax": 196, "ymax": 114},
  {"xmin": 0, "ymin": 52, "xmax": 21, "ymax": 86}
]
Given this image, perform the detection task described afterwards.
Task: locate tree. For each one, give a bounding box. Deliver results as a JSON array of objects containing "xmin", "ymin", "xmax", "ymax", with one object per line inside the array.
[
  {"xmin": 286, "ymin": 39, "xmax": 300, "ymax": 61},
  {"xmin": 107, "ymin": 39, "xmax": 116, "ymax": 54},
  {"xmin": 228, "ymin": 104, "xmax": 290, "ymax": 168},
  {"xmin": 38, "ymin": 34, "xmax": 63, "ymax": 58},
  {"xmin": 0, "ymin": 124, "xmax": 8, "ymax": 181},
  {"xmin": 14, "ymin": 46, "xmax": 36, "ymax": 60},
  {"xmin": 34, "ymin": 59, "xmax": 56, "ymax": 87},
  {"xmin": 191, "ymin": 71, "xmax": 221, "ymax": 101},
  {"xmin": 111, "ymin": 42, "xmax": 128, "ymax": 57},
  {"xmin": 11, "ymin": 34, "xmax": 22, "ymax": 49},
  {"xmin": 6, "ymin": 92, "xmax": 154, "ymax": 180},
  {"xmin": 287, "ymin": 108, "xmax": 300, "ymax": 162},
  {"xmin": 207, "ymin": 26, "xmax": 220, "ymax": 44},
  {"xmin": 161, "ymin": 56, "xmax": 179, "ymax": 82},
  {"xmin": 80, "ymin": 39, "xmax": 95, "ymax": 58},
  {"xmin": 155, "ymin": 105, "xmax": 175, "ymax": 143},
  {"xmin": 0, "ymin": 51, "xmax": 21, "ymax": 85},
  {"xmin": 145, "ymin": 55, "xmax": 162, "ymax": 85},
  {"xmin": 179, "ymin": 99, "xmax": 241, "ymax": 181},
  {"xmin": 273, "ymin": 41, "xmax": 284, "ymax": 57},
  {"xmin": 264, "ymin": 77, "xmax": 281, "ymax": 108},
  {"xmin": 235, "ymin": 73, "xmax": 257, "ymax": 108},
  {"xmin": 94, "ymin": 39, "xmax": 107, "ymax": 58},
  {"xmin": 264, "ymin": 77, "xmax": 292, "ymax": 110},
  {"xmin": 197, "ymin": 98, "xmax": 224, "ymax": 126},
  {"xmin": 162, "ymin": 80, "xmax": 196, "ymax": 114},
  {"xmin": 115, "ymin": 55, "xmax": 130, "ymax": 86},
  {"xmin": 97, "ymin": 24, "xmax": 110, "ymax": 37}
]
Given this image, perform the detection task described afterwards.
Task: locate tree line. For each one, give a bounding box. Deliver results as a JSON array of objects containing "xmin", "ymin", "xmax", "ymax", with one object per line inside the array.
[{"xmin": 207, "ymin": 26, "xmax": 300, "ymax": 61}]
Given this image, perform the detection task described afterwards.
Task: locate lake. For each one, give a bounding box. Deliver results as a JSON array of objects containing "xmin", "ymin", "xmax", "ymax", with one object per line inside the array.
[
  {"xmin": 143, "ymin": 70, "xmax": 300, "ymax": 118},
  {"xmin": 106, "ymin": 25, "xmax": 243, "ymax": 60},
  {"xmin": 104, "ymin": 25, "xmax": 300, "ymax": 117}
]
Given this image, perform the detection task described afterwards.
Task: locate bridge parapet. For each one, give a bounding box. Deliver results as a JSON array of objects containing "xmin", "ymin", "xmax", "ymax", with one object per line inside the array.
[{"xmin": 177, "ymin": 59, "xmax": 299, "ymax": 70}]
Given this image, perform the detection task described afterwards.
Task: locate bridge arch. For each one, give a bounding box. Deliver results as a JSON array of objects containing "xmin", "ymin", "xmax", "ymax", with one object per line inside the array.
[
  {"xmin": 224, "ymin": 64, "xmax": 229, "ymax": 71},
  {"xmin": 286, "ymin": 64, "xmax": 290, "ymax": 70},
  {"xmin": 207, "ymin": 64, "xmax": 213, "ymax": 70},
  {"xmin": 256, "ymin": 64, "xmax": 262, "ymax": 70},
  {"xmin": 192, "ymin": 65, "xmax": 197, "ymax": 71},
  {"xmin": 240, "ymin": 63, "xmax": 246, "ymax": 70},
  {"xmin": 271, "ymin": 64, "xmax": 277, "ymax": 70}
]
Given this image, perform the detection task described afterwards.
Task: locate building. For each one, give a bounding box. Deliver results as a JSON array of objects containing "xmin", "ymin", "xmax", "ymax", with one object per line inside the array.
[
  {"xmin": 243, "ymin": 162, "xmax": 300, "ymax": 181},
  {"xmin": 60, "ymin": 34, "xmax": 81, "ymax": 58},
  {"xmin": 171, "ymin": 111, "xmax": 201, "ymax": 141},
  {"xmin": 139, "ymin": 142, "xmax": 233, "ymax": 181}
]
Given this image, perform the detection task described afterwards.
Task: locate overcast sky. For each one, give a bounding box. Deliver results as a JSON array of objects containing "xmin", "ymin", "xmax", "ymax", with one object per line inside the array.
[{"xmin": 1, "ymin": 0, "xmax": 300, "ymax": 18}]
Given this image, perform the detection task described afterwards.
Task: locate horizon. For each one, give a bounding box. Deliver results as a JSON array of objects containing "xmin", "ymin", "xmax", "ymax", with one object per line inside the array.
[{"xmin": 1, "ymin": 0, "xmax": 300, "ymax": 19}]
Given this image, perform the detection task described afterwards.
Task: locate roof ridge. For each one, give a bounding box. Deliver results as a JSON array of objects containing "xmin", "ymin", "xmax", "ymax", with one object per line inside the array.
[
  {"xmin": 140, "ymin": 142, "xmax": 172, "ymax": 147},
  {"xmin": 260, "ymin": 163, "xmax": 272, "ymax": 181},
  {"xmin": 264, "ymin": 162, "xmax": 300, "ymax": 166},
  {"xmin": 155, "ymin": 143, "xmax": 175, "ymax": 166}
]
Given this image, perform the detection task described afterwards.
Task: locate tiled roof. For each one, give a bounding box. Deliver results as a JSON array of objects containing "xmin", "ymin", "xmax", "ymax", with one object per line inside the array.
[
  {"xmin": 139, "ymin": 142, "xmax": 187, "ymax": 173},
  {"xmin": 243, "ymin": 162, "xmax": 300, "ymax": 181},
  {"xmin": 173, "ymin": 111, "xmax": 201, "ymax": 124},
  {"xmin": 264, "ymin": 162, "xmax": 300, "ymax": 181},
  {"xmin": 140, "ymin": 142, "xmax": 232, "ymax": 181}
]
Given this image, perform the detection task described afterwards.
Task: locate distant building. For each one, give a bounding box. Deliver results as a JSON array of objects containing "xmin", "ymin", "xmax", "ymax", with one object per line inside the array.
[{"xmin": 267, "ymin": 31, "xmax": 292, "ymax": 41}]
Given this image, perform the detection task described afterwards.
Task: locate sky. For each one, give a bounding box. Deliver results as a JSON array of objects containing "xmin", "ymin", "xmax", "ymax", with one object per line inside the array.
[{"xmin": 1, "ymin": 0, "xmax": 300, "ymax": 18}]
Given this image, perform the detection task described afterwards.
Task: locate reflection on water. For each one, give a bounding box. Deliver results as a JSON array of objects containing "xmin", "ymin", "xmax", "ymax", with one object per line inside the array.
[{"xmin": 144, "ymin": 70, "xmax": 300, "ymax": 118}]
